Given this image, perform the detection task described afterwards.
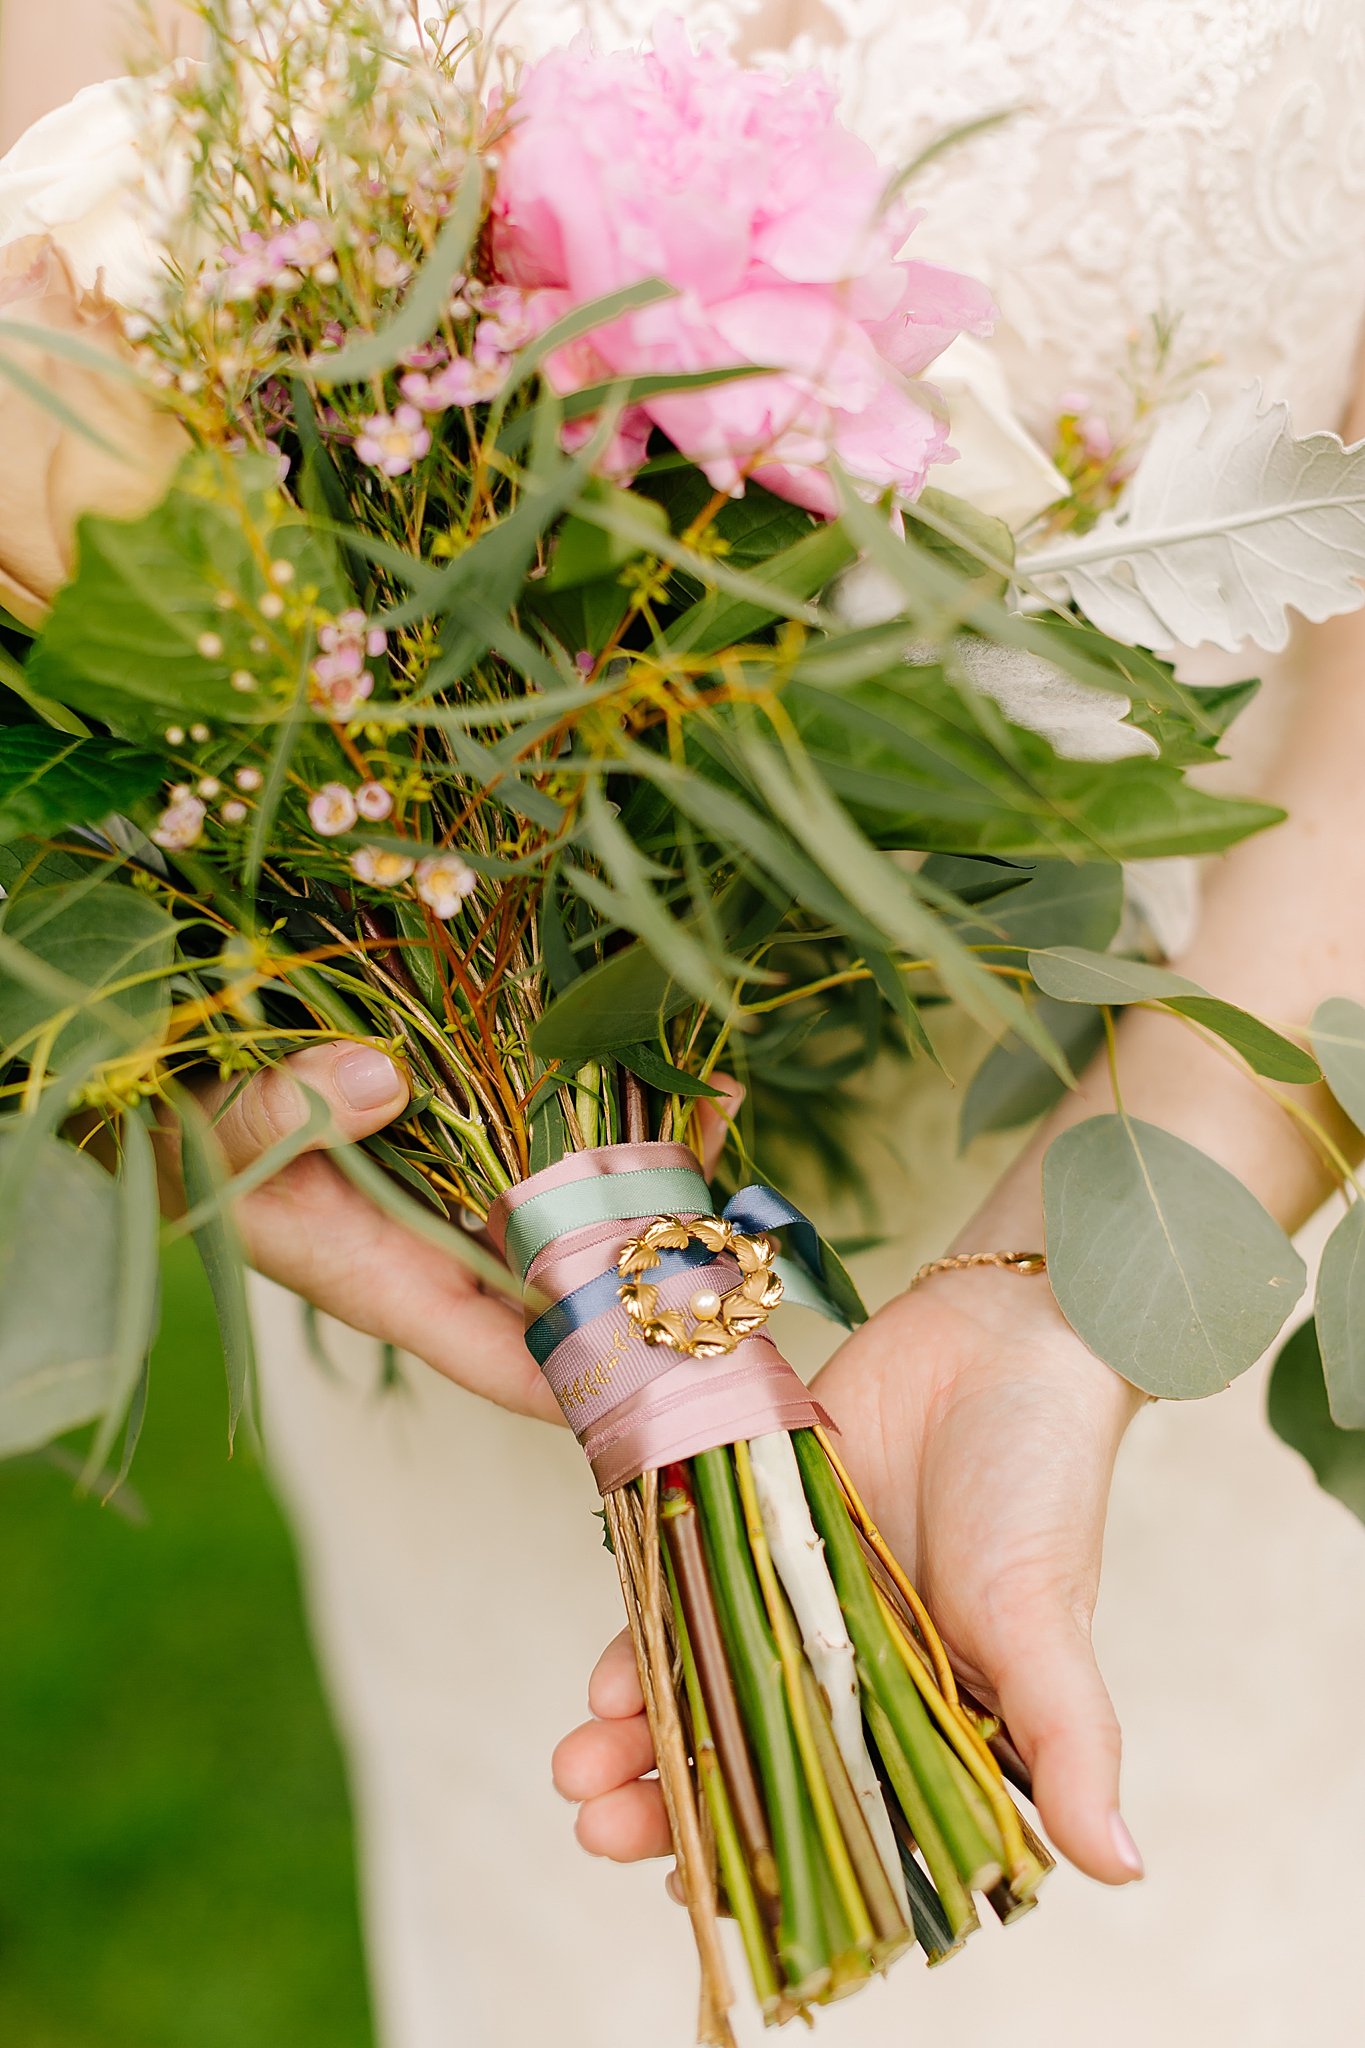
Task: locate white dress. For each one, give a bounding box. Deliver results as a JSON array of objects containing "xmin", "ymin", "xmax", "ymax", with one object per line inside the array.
[{"xmin": 253, "ymin": 7, "xmax": 1365, "ymax": 2045}]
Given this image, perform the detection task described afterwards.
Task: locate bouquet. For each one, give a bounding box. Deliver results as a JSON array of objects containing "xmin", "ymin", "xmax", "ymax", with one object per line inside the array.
[{"xmin": 7, "ymin": 3, "xmax": 1365, "ymax": 2035}]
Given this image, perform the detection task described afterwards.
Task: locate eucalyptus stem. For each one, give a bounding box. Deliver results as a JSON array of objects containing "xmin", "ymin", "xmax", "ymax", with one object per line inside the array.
[{"xmin": 692, "ymin": 1448, "xmax": 831, "ymax": 2001}]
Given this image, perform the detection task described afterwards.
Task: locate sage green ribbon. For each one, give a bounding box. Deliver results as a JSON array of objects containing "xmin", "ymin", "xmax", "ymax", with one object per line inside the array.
[{"xmin": 502, "ymin": 1163, "xmax": 715, "ymax": 1286}]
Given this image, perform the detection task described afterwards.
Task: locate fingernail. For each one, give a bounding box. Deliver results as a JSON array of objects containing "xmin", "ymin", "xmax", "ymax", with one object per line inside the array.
[
  {"xmin": 1110, "ymin": 1810, "xmax": 1144, "ymax": 1878},
  {"xmin": 335, "ymin": 1047, "xmax": 403, "ymax": 1112}
]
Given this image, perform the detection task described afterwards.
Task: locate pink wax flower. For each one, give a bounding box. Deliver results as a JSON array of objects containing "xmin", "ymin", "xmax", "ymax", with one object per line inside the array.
[
  {"xmin": 487, "ymin": 17, "xmax": 995, "ymax": 514},
  {"xmin": 355, "ymin": 404, "xmax": 432, "ymax": 477},
  {"xmin": 309, "ymin": 611, "xmax": 383, "ymax": 715}
]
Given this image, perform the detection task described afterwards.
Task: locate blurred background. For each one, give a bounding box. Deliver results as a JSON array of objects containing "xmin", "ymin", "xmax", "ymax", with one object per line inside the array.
[{"xmin": 0, "ymin": 1244, "xmax": 374, "ymax": 2048}]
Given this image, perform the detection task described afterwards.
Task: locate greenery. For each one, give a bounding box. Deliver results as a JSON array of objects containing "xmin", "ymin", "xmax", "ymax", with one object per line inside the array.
[{"xmin": 0, "ymin": 1241, "xmax": 372, "ymax": 2048}]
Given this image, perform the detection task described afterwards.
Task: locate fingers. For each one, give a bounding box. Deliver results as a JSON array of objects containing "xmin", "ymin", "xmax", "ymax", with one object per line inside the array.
[
  {"xmin": 988, "ymin": 1601, "xmax": 1141, "ymax": 1885},
  {"xmin": 209, "ymin": 1042, "xmax": 409, "ymax": 1173},
  {"xmin": 574, "ymin": 1781, "xmax": 672, "ymax": 1861},
  {"xmin": 696, "ymin": 1073, "xmax": 744, "ymax": 1181},
  {"xmin": 587, "ymin": 1628, "xmax": 645, "ymax": 1719},
  {"xmin": 553, "ymin": 1629, "xmax": 669, "ymax": 1863}
]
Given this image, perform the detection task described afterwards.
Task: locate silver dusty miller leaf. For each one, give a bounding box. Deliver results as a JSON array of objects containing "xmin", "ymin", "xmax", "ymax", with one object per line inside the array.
[{"xmin": 1020, "ymin": 385, "xmax": 1365, "ymax": 653}]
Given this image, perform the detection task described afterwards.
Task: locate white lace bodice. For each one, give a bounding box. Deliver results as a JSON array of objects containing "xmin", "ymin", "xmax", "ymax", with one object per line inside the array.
[{"xmin": 495, "ymin": 0, "xmax": 1365, "ymax": 442}]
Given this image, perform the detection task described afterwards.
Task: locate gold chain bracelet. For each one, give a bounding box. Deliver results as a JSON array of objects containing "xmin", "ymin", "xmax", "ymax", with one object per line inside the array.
[{"xmin": 908, "ymin": 1249, "xmax": 1047, "ymax": 1288}]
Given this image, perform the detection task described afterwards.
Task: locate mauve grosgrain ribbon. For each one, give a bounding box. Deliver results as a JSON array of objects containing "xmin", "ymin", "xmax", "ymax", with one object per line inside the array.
[{"xmin": 485, "ymin": 1144, "xmax": 836, "ymax": 1492}]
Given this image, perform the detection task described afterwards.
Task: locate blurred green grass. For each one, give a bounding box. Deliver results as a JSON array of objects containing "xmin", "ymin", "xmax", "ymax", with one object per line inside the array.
[{"xmin": 0, "ymin": 1241, "xmax": 374, "ymax": 2048}]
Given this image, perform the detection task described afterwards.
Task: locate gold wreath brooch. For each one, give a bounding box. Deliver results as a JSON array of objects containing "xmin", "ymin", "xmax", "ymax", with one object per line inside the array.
[{"xmin": 616, "ymin": 1214, "xmax": 783, "ymax": 1358}]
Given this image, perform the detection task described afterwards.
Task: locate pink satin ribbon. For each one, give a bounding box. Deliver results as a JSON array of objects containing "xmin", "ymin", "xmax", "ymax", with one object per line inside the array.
[{"xmin": 490, "ymin": 1144, "xmax": 826, "ymax": 1492}]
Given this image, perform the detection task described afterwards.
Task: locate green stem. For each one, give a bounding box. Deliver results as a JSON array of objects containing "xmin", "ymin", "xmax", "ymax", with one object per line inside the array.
[
  {"xmin": 692, "ymin": 1448, "xmax": 830, "ymax": 2000},
  {"xmin": 732, "ymin": 1440, "xmax": 876, "ymax": 1957},
  {"xmin": 863, "ymin": 1691, "xmax": 978, "ymax": 1943},
  {"xmin": 662, "ymin": 1544, "xmax": 783, "ymax": 2020},
  {"xmin": 791, "ymin": 1431, "xmax": 1001, "ymax": 1895}
]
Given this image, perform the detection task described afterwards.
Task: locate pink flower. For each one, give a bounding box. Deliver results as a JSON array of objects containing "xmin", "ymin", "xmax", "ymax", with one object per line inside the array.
[
  {"xmin": 152, "ymin": 794, "xmax": 206, "ymax": 851},
  {"xmin": 355, "ymin": 404, "xmax": 432, "ymax": 477},
  {"xmin": 308, "ymin": 610, "xmax": 385, "ymax": 713},
  {"xmin": 351, "ymin": 847, "xmax": 415, "ymax": 886},
  {"xmin": 415, "ymin": 852, "xmax": 479, "ymax": 918},
  {"xmin": 400, "ymin": 357, "xmax": 508, "ymax": 411},
  {"xmin": 488, "ymin": 19, "xmax": 994, "ymax": 512},
  {"xmin": 308, "ymin": 783, "xmax": 358, "ymax": 836},
  {"xmin": 355, "ymin": 781, "xmax": 394, "ymax": 821}
]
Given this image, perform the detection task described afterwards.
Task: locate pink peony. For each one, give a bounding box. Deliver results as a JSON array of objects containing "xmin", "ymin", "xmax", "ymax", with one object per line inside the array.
[{"xmin": 487, "ymin": 18, "xmax": 995, "ymax": 514}]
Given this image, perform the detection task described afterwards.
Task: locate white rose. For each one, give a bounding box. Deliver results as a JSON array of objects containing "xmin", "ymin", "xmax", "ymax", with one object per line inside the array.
[
  {"xmin": 925, "ymin": 333, "xmax": 1071, "ymax": 531},
  {"xmin": 0, "ymin": 72, "xmax": 184, "ymax": 311}
]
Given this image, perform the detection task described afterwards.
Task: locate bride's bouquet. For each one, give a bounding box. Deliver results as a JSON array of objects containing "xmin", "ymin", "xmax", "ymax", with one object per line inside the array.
[{"xmin": 6, "ymin": 2, "xmax": 1365, "ymax": 2035}]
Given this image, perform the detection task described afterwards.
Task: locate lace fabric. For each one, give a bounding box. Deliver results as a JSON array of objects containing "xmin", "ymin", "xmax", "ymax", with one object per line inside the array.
[{"xmin": 496, "ymin": 0, "xmax": 1365, "ymax": 442}]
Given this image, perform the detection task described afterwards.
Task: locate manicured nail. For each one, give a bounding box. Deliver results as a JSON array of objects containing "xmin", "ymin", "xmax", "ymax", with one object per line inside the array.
[
  {"xmin": 1110, "ymin": 1810, "xmax": 1144, "ymax": 1878},
  {"xmin": 334, "ymin": 1047, "xmax": 403, "ymax": 1111}
]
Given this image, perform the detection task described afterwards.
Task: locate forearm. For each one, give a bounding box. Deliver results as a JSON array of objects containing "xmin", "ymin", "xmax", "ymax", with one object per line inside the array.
[{"xmin": 961, "ymin": 604, "xmax": 1365, "ymax": 1248}]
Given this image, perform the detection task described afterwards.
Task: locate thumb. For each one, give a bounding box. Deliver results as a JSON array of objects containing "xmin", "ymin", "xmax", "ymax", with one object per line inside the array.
[
  {"xmin": 696, "ymin": 1073, "xmax": 744, "ymax": 1181},
  {"xmin": 207, "ymin": 1042, "xmax": 410, "ymax": 1174},
  {"xmin": 989, "ymin": 1608, "xmax": 1142, "ymax": 1886}
]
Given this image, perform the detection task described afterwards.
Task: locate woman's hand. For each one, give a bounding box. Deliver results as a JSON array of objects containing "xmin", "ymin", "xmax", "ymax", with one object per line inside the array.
[
  {"xmin": 155, "ymin": 1042, "xmax": 558, "ymax": 1420},
  {"xmin": 154, "ymin": 1045, "xmax": 743, "ymax": 1427},
  {"xmin": 552, "ymin": 1269, "xmax": 1145, "ymax": 1884}
]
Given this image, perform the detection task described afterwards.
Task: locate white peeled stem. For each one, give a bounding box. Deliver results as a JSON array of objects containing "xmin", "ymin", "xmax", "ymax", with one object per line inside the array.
[{"xmin": 748, "ymin": 1431, "xmax": 909, "ymax": 1916}]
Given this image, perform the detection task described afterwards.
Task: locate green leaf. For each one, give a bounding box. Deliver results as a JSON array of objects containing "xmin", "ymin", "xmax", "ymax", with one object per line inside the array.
[
  {"xmin": 174, "ymin": 1087, "xmax": 256, "ymax": 1450},
  {"xmin": 0, "ymin": 879, "xmax": 175, "ymax": 1068},
  {"xmin": 1043, "ymin": 1113, "xmax": 1304, "ymax": 1397},
  {"xmin": 0, "ymin": 644, "xmax": 90, "ymax": 736},
  {"xmin": 497, "ymin": 363, "xmax": 773, "ymax": 456},
  {"xmin": 569, "ymin": 782, "xmax": 730, "ymax": 1012},
  {"xmin": 1027, "ymin": 947, "xmax": 1201, "ymax": 1004},
  {"xmin": 1159, "ymin": 996, "xmax": 1319, "ymax": 1083},
  {"xmin": 1313, "ymin": 1199, "xmax": 1365, "ymax": 1426},
  {"xmin": 303, "ymin": 167, "xmax": 483, "ymax": 383},
  {"xmin": 1267, "ymin": 1318, "xmax": 1365, "ymax": 1525},
  {"xmin": 499, "ymin": 280, "xmax": 678, "ymax": 399},
  {"xmin": 83, "ymin": 1108, "xmax": 160, "ymax": 1481},
  {"xmin": 666, "ymin": 522, "xmax": 856, "ymax": 655},
  {"xmin": 736, "ymin": 726, "xmax": 1073, "ymax": 1078},
  {"xmin": 542, "ymin": 480, "xmax": 670, "ymax": 591},
  {"xmin": 28, "ymin": 451, "xmax": 345, "ymax": 730},
  {"xmin": 1310, "ymin": 996, "xmax": 1365, "ymax": 1130},
  {"xmin": 959, "ymin": 996, "xmax": 1105, "ymax": 1149},
  {"xmin": 615, "ymin": 1040, "xmax": 724, "ymax": 1099},
  {"xmin": 0, "ymin": 1130, "xmax": 123, "ymax": 1457},
  {"xmin": 1028, "ymin": 947, "xmax": 1320, "ymax": 1080},
  {"xmin": 164, "ymin": 1080, "xmax": 333, "ymax": 1242},
  {"xmin": 924, "ymin": 856, "xmax": 1123, "ymax": 958},
  {"xmin": 786, "ymin": 666, "xmax": 1281, "ymax": 862},
  {"xmin": 905, "ymin": 488, "xmax": 1015, "ymax": 594},
  {"xmin": 331, "ymin": 1140, "xmax": 520, "ymax": 1299},
  {"xmin": 0, "ymin": 726, "xmax": 163, "ymax": 843}
]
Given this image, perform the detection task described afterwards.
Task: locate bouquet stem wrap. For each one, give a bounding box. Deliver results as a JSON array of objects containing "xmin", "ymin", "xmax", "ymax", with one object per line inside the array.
[{"xmin": 486, "ymin": 1143, "xmax": 832, "ymax": 1491}]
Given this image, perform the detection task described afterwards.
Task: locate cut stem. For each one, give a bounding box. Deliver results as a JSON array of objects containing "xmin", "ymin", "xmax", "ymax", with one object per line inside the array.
[
  {"xmin": 733, "ymin": 1439, "xmax": 876, "ymax": 1958},
  {"xmin": 692, "ymin": 1448, "xmax": 831, "ymax": 2001},
  {"xmin": 661, "ymin": 1463, "xmax": 782, "ymax": 1924}
]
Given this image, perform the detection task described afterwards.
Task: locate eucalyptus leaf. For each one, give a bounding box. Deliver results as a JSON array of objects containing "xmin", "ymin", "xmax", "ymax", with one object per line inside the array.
[
  {"xmin": 1028, "ymin": 946, "xmax": 1320, "ymax": 1079},
  {"xmin": 1310, "ymin": 995, "xmax": 1365, "ymax": 1130},
  {"xmin": 331, "ymin": 1139, "xmax": 520, "ymax": 1299},
  {"xmin": 0, "ymin": 1131, "xmax": 121, "ymax": 1457},
  {"xmin": 959, "ymin": 996, "xmax": 1105, "ymax": 1150},
  {"xmin": 1022, "ymin": 387, "xmax": 1365, "ymax": 655},
  {"xmin": 1043, "ymin": 1113, "xmax": 1304, "ymax": 1397},
  {"xmin": 572, "ymin": 782, "xmax": 729, "ymax": 1012},
  {"xmin": 1313, "ymin": 1199, "xmax": 1365, "ymax": 1427},
  {"xmin": 924, "ymin": 856, "xmax": 1123, "ymax": 959},
  {"xmin": 1267, "ymin": 1318, "xmax": 1365, "ymax": 1526}
]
